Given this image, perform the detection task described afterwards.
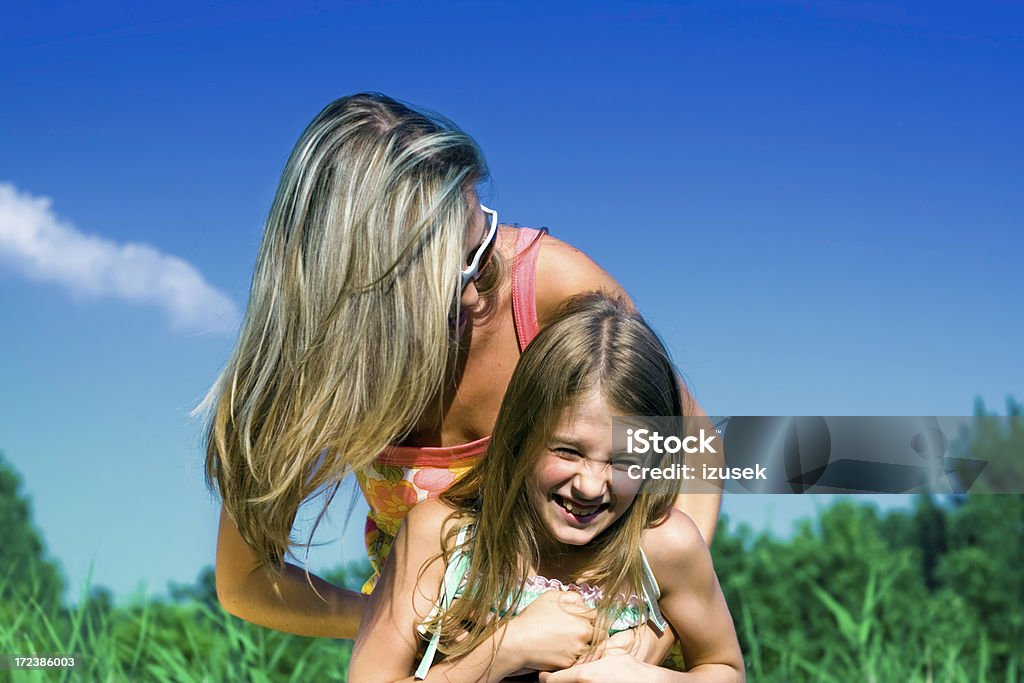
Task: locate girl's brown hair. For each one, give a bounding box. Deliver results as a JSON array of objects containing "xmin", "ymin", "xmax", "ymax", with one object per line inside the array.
[{"xmin": 432, "ymin": 292, "xmax": 688, "ymax": 658}]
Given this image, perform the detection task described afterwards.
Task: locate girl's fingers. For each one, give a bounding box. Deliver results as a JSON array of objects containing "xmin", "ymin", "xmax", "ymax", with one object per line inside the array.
[
  {"xmin": 577, "ymin": 645, "xmax": 629, "ymax": 664},
  {"xmin": 557, "ymin": 593, "xmax": 598, "ymax": 619}
]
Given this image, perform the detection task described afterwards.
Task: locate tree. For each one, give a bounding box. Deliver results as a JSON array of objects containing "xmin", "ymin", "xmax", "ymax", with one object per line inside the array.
[
  {"xmin": 168, "ymin": 566, "xmax": 218, "ymax": 612},
  {"xmin": 0, "ymin": 450, "xmax": 64, "ymax": 610},
  {"xmin": 950, "ymin": 396, "xmax": 1024, "ymax": 494}
]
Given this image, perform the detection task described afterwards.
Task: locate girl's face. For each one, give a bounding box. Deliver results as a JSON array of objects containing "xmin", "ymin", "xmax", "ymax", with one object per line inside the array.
[{"xmin": 527, "ymin": 389, "xmax": 645, "ymax": 547}]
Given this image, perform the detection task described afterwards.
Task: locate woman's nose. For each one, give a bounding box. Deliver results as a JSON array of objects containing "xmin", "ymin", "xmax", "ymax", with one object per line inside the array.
[{"xmin": 460, "ymin": 280, "xmax": 480, "ymax": 309}]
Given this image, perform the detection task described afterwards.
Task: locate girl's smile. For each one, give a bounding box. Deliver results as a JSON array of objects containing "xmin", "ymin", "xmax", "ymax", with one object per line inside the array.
[
  {"xmin": 552, "ymin": 493, "xmax": 610, "ymax": 522},
  {"xmin": 528, "ymin": 389, "xmax": 643, "ymax": 547}
]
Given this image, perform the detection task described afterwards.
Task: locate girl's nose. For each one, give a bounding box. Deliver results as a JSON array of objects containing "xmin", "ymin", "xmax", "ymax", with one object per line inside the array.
[{"xmin": 571, "ymin": 464, "xmax": 609, "ymax": 502}]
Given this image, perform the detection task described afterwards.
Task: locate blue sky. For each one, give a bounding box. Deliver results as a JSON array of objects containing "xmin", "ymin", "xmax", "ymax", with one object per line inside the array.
[{"xmin": 1, "ymin": 1, "xmax": 1021, "ymax": 602}]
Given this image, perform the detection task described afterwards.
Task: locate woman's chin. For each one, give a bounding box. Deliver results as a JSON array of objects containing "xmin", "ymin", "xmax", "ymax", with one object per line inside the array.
[{"xmin": 448, "ymin": 309, "xmax": 469, "ymax": 337}]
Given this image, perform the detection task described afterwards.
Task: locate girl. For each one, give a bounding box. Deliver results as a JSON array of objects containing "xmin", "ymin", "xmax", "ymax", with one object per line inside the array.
[
  {"xmin": 204, "ymin": 93, "xmax": 724, "ymax": 644},
  {"xmin": 350, "ymin": 294, "xmax": 745, "ymax": 682}
]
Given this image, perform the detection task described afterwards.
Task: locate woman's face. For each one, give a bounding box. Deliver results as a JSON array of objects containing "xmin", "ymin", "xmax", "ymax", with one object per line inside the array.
[
  {"xmin": 527, "ymin": 389, "xmax": 644, "ymax": 547},
  {"xmin": 458, "ymin": 186, "xmax": 487, "ymax": 313}
]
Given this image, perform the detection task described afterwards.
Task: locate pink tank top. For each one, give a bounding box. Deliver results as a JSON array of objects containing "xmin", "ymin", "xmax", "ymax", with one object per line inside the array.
[{"xmin": 355, "ymin": 227, "xmax": 546, "ymax": 592}]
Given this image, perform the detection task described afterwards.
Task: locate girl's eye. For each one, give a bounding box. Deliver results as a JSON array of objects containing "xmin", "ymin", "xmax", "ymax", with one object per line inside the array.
[
  {"xmin": 552, "ymin": 447, "xmax": 582, "ymax": 460},
  {"xmin": 612, "ymin": 458, "xmax": 641, "ymax": 471}
]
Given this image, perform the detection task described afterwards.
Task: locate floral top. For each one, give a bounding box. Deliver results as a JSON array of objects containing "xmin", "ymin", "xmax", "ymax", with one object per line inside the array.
[{"xmin": 412, "ymin": 524, "xmax": 670, "ymax": 680}]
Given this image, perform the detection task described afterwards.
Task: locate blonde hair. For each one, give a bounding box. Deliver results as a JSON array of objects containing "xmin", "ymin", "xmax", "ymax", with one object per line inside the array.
[
  {"xmin": 434, "ymin": 293, "xmax": 688, "ymax": 659},
  {"xmin": 203, "ymin": 93, "xmax": 490, "ymax": 568}
]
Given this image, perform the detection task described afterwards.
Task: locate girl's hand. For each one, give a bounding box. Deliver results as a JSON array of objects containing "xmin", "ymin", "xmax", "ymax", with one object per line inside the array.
[
  {"xmin": 576, "ymin": 621, "xmax": 674, "ymax": 665},
  {"xmin": 538, "ymin": 649, "xmax": 667, "ymax": 683},
  {"xmin": 502, "ymin": 590, "xmax": 597, "ymax": 672}
]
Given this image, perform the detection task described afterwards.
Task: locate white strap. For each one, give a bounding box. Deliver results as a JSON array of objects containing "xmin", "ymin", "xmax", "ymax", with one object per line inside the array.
[
  {"xmin": 639, "ymin": 548, "xmax": 669, "ymax": 635},
  {"xmin": 414, "ymin": 525, "xmax": 471, "ymax": 679}
]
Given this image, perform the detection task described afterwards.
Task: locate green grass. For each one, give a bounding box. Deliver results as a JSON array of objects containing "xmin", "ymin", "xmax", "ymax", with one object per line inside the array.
[
  {"xmin": 3, "ymin": 570, "xmax": 1017, "ymax": 682},
  {"xmin": 4, "ymin": 494, "xmax": 1021, "ymax": 682},
  {"xmin": 1, "ymin": 571, "xmax": 353, "ymax": 683},
  {"xmin": 731, "ymin": 567, "xmax": 1020, "ymax": 683}
]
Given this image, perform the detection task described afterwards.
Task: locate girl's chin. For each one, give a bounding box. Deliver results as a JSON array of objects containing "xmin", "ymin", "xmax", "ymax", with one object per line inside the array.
[{"xmin": 546, "ymin": 527, "xmax": 601, "ymax": 548}]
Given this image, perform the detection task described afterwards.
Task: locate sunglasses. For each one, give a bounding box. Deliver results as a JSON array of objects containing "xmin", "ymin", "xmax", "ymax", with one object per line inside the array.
[{"xmin": 460, "ymin": 204, "xmax": 498, "ymax": 290}]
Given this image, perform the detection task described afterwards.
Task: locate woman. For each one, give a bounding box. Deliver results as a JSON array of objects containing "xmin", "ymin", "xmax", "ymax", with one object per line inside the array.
[{"xmin": 203, "ymin": 92, "xmax": 721, "ymax": 643}]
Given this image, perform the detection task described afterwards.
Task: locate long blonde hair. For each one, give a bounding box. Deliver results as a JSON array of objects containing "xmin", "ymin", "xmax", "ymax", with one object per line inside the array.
[
  {"xmin": 203, "ymin": 93, "xmax": 490, "ymax": 568},
  {"xmin": 433, "ymin": 293, "xmax": 688, "ymax": 659}
]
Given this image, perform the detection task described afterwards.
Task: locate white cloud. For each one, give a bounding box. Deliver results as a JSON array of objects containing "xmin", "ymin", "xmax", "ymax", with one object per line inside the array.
[{"xmin": 0, "ymin": 182, "xmax": 240, "ymax": 335}]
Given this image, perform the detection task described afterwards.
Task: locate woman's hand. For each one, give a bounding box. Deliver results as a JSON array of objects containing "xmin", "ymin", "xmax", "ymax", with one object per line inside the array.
[
  {"xmin": 538, "ymin": 649, "xmax": 669, "ymax": 683},
  {"xmin": 501, "ymin": 591, "xmax": 597, "ymax": 672}
]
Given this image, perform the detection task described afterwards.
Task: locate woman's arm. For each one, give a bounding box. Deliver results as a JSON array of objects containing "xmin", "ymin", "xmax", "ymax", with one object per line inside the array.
[
  {"xmin": 214, "ymin": 506, "xmax": 366, "ymax": 638},
  {"xmin": 534, "ymin": 235, "xmax": 723, "ymax": 543},
  {"xmin": 673, "ymin": 398, "xmax": 725, "ymax": 545}
]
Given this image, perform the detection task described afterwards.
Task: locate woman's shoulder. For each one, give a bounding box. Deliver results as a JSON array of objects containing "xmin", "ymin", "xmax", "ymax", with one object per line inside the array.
[{"xmin": 530, "ymin": 232, "xmax": 634, "ymax": 327}]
